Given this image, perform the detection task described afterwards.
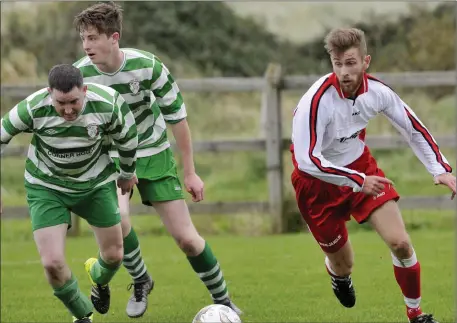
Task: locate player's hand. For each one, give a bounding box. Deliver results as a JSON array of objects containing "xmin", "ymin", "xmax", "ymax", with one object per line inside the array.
[
  {"xmin": 361, "ymin": 175, "xmax": 393, "ymax": 196},
  {"xmin": 184, "ymin": 173, "xmax": 204, "ymax": 202},
  {"xmin": 117, "ymin": 175, "xmax": 138, "ymax": 195},
  {"xmin": 434, "ymin": 173, "xmax": 456, "ymax": 200}
]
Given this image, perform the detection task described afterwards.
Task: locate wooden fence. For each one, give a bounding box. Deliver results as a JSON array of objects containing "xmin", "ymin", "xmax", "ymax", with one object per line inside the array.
[{"xmin": 1, "ymin": 66, "xmax": 456, "ymax": 234}]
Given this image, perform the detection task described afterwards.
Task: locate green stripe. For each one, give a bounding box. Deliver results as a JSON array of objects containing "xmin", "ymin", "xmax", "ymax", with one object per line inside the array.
[
  {"xmin": 159, "ymin": 95, "xmax": 184, "ymax": 115},
  {"xmin": 32, "ymin": 105, "xmax": 60, "ymax": 119},
  {"xmin": 25, "ymin": 156, "xmax": 117, "ymax": 191},
  {"xmin": 83, "ymin": 101, "xmax": 114, "ymax": 114},
  {"xmin": 78, "ymin": 65, "xmax": 100, "ymax": 78},
  {"xmin": 87, "ymin": 84, "xmax": 115, "ymax": 103},
  {"xmin": 2, "ymin": 117, "xmax": 19, "ymax": 136},
  {"xmin": 138, "ymin": 131, "xmax": 167, "ymax": 148},
  {"xmin": 124, "ymin": 257, "xmax": 143, "ymax": 270},
  {"xmin": 109, "ymin": 79, "xmax": 150, "ymax": 95},
  {"xmin": 34, "ymin": 136, "xmax": 98, "ymax": 153},
  {"xmin": 165, "ymin": 118, "xmax": 185, "ymax": 124},
  {"xmin": 207, "ymin": 279, "xmax": 225, "ymax": 290},
  {"xmin": 153, "ymin": 77, "xmax": 173, "ymax": 98},
  {"xmin": 137, "ymin": 121, "xmax": 155, "ymax": 144},
  {"xmin": 130, "ymin": 96, "xmax": 150, "ymax": 111},
  {"xmin": 201, "ymin": 270, "xmax": 221, "ymax": 282},
  {"xmin": 119, "ymin": 161, "xmax": 136, "ymax": 174},
  {"xmin": 118, "ymin": 149, "xmax": 136, "ymax": 158},
  {"xmin": 28, "ymin": 91, "xmax": 49, "ymax": 108},
  {"xmin": 135, "ymin": 108, "xmax": 153, "ymax": 126},
  {"xmin": 37, "ymin": 126, "xmax": 100, "ymax": 138},
  {"xmin": 213, "ymin": 289, "xmax": 228, "ymax": 299},
  {"xmin": 120, "ymin": 100, "xmax": 131, "ymax": 118},
  {"xmin": 123, "ymin": 57, "xmax": 154, "ymax": 71},
  {"xmin": 36, "ymin": 142, "xmax": 103, "ymax": 171},
  {"xmin": 17, "ymin": 101, "xmax": 33, "ymax": 126},
  {"xmin": 116, "ymin": 124, "xmax": 137, "ymax": 146},
  {"xmin": 151, "ymin": 58, "xmax": 163, "ymax": 83}
]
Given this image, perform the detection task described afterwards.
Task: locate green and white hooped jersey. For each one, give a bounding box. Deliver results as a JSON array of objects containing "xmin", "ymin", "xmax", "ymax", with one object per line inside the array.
[
  {"xmin": 74, "ymin": 48, "xmax": 187, "ymax": 158},
  {"xmin": 0, "ymin": 83, "xmax": 138, "ymax": 192}
]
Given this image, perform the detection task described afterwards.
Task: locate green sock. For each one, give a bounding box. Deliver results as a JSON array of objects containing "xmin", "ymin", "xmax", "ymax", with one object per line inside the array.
[
  {"xmin": 123, "ymin": 228, "xmax": 149, "ymax": 282},
  {"xmin": 53, "ymin": 273, "xmax": 93, "ymax": 319},
  {"xmin": 187, "ymin": 242, "xmax": 229, "ymax": 302},
  {"xmin": 90, "ymin": 254, "xmax": 121, "ymax": 286}
]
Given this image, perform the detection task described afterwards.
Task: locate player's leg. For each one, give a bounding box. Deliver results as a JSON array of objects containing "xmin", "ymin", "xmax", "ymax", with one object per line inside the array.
[
  {"xmin": 112, "ymin": 156, "xmax": 155, "ymax": 318},
  {"xmin": 72, "ymin": 181, "xmax": 124, "ymax": 315},
  {"xmin": 307, "ymin": 219, "xmax": 357, "ymax": 308},
  {"xmin": 152, "ymin": 199, "xmax": 241, "ymax": 315},
  {"xmin": 291, "ymin": 169, "xmax": 356, "ymax": 308},
  {"xmin": 117, "ymin": 186, "xmax": 154, "ymax": 317},
  {"xmin": 366, "ymin": 200, "xmax": 437, "ymax": 323},
  {"xmin": 85, "ymin": 223, "xmax": 123, "ymax": 315},
  {"xmin": 26, "ymin": 183, "xmax": 93, "ymax": 322},
  {"xmin": 136, "ymin": 149, "xmax": 241, "ymax": 315}
]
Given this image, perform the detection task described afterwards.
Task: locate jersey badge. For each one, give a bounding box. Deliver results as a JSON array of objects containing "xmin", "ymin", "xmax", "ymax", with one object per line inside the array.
[
  {"xmin": 87, "ymin": 123, "xmax": 99, "ymax": 139},
  {"xmin": 129, "ymin": 78, "xmax": 141, "ymax": 96}
]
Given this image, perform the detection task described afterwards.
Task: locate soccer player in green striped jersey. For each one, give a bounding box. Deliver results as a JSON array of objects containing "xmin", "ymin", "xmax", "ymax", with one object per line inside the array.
[
  {"xmin": 73, "ymin": 2, "xmax": 241, "ymax": 318},
  {"xmin": 0, "ymin": 64, "xmax": 139, "ymax": 323}
]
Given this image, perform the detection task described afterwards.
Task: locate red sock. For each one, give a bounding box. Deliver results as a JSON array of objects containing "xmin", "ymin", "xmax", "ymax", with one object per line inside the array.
[{"xmin": 392, "ymin": 251, "xmax": 422, "ymax": 320}]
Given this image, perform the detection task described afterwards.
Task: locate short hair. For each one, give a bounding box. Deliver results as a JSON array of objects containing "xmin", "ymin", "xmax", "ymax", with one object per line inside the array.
[
  {"xmin": 48, "ymin": 64, "xmax": 84, "ymax": 93},
  {"xmin": 74, "ymin": 1, "xmax": 123, "ymax": 37},
  {"xmin": 324, "ymin": 27, "xmax": 367, "ymax": 56}
]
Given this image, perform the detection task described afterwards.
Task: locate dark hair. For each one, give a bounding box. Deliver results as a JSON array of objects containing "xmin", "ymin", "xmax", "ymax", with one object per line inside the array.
[
  {"xmin": 48, "ymin": 64, "xmax": 84, "ymax": 93},
  {"xmin": 74, "ymin": 1, "xmax": 123, "ymax": 37}
]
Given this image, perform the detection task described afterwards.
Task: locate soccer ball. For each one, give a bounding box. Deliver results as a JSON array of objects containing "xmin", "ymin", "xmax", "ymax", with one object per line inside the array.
[{"xmin": 192, "ymin": 304, "xmax": 242, "ymax": 323}]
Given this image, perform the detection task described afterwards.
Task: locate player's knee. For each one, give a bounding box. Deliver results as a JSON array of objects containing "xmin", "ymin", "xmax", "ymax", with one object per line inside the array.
[
  {"xmin": 42, "ymin": 257, "xmax": 66, "ymax": 280},
  {"xmin": 389, "ymin": 237, "xmax": 412, "ymax": 259},
  {"xmin": 176, "ymin": 235, "xmax": 205, "ymax": 256},
  {"xmin": 100, "ymin": 243, "xmax": 124, "ymax": 265}
]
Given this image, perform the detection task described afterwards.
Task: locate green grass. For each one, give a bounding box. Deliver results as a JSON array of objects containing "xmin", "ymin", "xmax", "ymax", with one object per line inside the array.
[{"xmin": 1, "ymin": 223, "xmax": 454, "ymax": 322}]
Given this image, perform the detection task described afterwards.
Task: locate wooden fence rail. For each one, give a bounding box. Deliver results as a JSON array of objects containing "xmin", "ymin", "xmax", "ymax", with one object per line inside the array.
[{"xmin": 1, "ymin": 67, "xmax": 455, "ymax": 234}]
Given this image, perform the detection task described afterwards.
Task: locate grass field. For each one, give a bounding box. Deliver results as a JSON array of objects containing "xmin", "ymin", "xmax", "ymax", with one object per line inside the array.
[
  {"xmin": 1, "ymin": 217, "xmax": 455, "ymax": 323},
  {"xmin": 1, "ymin": 40, "xmax": 455, "ymax": 322}
]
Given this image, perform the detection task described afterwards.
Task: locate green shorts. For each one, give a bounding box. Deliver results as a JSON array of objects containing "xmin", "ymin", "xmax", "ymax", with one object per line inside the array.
[
  {"xmin": 25, "ymin": 180, "xmax": 121, "ymax": 231},
  {"xmin": 113, "ymin": 148, "xmax": 184, "ymax": 206}
]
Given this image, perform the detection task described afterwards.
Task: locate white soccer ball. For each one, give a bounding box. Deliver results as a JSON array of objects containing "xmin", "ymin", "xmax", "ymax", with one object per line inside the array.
[{"xmin": 192, "ymin": 304, "xmax": 242, "ymax": 323}]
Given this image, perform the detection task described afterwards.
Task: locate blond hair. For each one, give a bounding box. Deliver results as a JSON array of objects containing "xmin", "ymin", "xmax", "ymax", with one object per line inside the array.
[{"xmin": 324, "ymin": 27, "xmax": 367, "ymax": 56}]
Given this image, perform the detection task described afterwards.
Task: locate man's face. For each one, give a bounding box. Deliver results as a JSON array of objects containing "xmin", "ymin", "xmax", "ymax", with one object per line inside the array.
[
  {"xmin": 49, "ymin": 85, "xmax": 87, "ymax": 121},
  {"xmin": 330, "ymin": 47, "xmax": 370, "ymax": 95},
  {"xmin": 80, "ymin": 25, "xmax": 119, "ymax": 65}
]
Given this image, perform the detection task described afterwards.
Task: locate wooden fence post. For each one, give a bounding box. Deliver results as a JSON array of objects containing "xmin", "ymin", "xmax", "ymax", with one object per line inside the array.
[{"xmin": 262, "ymin": 63, "xmax": 284, "ymax": 234}]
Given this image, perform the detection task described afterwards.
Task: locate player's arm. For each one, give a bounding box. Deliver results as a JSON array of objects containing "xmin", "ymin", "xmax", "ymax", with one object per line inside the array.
[
  {"xmin": 108, "ymin": 93, "xmax": 138, "ymax": 180},
  {"xmin": 381, "ymin": 88, "xmax": 455, "ymax": 197},
  {"xmin": 150, "ymin": 58, "xmax": 204, "ymax": 201},
  {"xmin": 293, "ymin": 97, "xmax": 367, "ymax": 192},
  {"xmin": 1, "ymin": 100, "xmax": 33, "ymax": 156},
  {"xmin": 381, "ymin": 88, "xmax": 453, "ymax": 177},
  {"xmin": 150, "ymin": 59, "xmax": 191, "ymax": 170}
]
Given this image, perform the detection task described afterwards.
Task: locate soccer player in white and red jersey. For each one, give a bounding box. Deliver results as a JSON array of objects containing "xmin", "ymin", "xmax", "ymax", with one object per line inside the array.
[{"xmin": 290, "ymin": 27, "xmax": 455, "ymax": 323}]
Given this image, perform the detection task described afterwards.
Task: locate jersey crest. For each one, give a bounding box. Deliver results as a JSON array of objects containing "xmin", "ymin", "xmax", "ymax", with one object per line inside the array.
[
  {"xmin": 87, "ymin": 123, "xmax": 99, "ymax": 139},
  {"xmin": 129, "ymin": 78, "xmax": 141, "ymax": 95}
]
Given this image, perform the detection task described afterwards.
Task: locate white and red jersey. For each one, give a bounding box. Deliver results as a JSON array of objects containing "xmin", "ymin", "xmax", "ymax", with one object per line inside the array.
[{"xmin": 291, "ymin": 72, "xmax": 452, "ymax": 192}]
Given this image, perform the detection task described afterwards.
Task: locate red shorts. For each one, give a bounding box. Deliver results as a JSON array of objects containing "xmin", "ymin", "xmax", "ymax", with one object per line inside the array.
[{"xmin": 291, "ymin": 146, "xmax": 400, "ymax": 254}]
